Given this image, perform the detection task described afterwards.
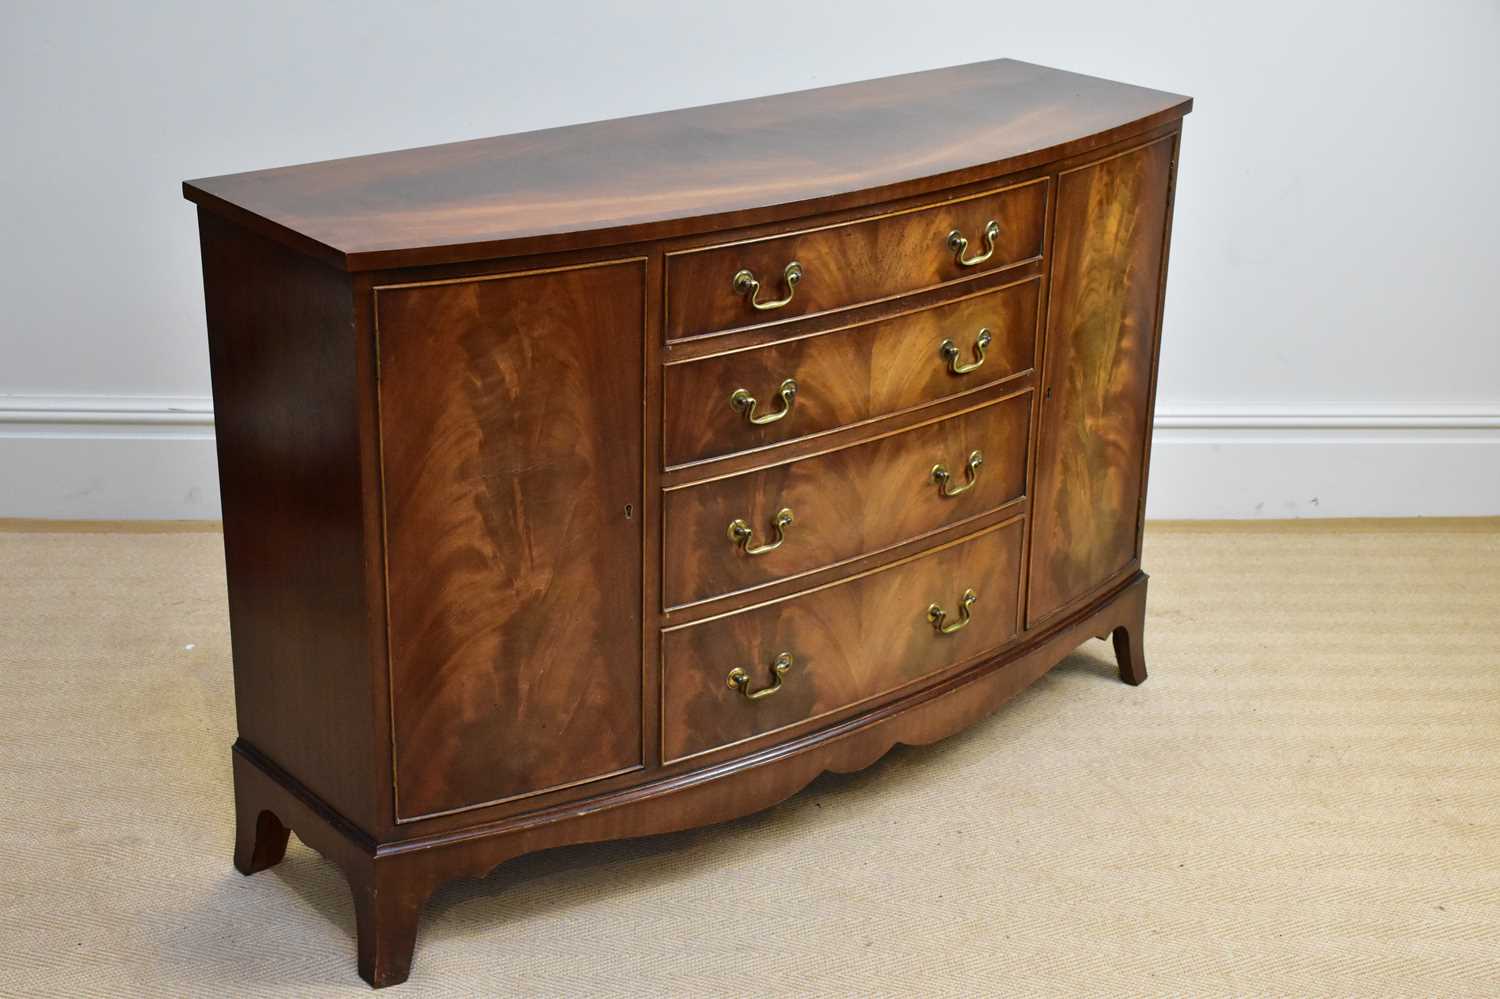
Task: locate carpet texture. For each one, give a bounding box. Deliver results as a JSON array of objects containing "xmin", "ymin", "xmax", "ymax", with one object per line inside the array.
[{"xmin": 2, "ymin": 521, "xmax": 1497, "ymax": 996}]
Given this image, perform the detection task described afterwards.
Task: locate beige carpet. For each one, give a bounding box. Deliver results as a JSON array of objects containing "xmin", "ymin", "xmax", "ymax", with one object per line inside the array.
[{"xmin": 2, "ymin": 521, "xmax": 1498, "ymax": 996}]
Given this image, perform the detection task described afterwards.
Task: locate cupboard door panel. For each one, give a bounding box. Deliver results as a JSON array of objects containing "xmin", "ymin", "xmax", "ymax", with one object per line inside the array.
[
  {"xmin": 376, "ymin": 260, "xmax": 644, "ymax": 820},
  {"xmin": 1027, "ymin": 138, "xmax": 1174, "ymax": 627}
]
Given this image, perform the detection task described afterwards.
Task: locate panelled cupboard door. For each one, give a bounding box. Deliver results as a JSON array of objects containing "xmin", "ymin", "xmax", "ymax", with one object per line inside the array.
[
  {"xmin": 1027, "ymin": 136, "xmax": 1175, "ymax": 627},
  {"xmin": 375, "ymin": 259, "xmax": 645, "ymax": 820}
]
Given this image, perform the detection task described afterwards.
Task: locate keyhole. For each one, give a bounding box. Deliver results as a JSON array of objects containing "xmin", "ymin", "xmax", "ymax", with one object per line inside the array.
[{"xmin": 624, "ymin": 504, "xmax": 633, "ymax": 520}]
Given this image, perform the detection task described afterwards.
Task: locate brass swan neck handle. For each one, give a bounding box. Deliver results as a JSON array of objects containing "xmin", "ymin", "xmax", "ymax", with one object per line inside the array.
[
  {"xmin": 940, "ymin": 328, "xmax": 993, "ymax": 375},
  {"xmin": 928, "ymin": 589, "xmax": 978, "ymax": 635},
  {"xmin": 947, "ymin": 220, "xmax": 1001, "ymax": 268},
  {"xmin": 733, "ymin": 261, "xmax": 803, "ymax": 311},
  {"xmin": 728, "ymin": 652, "xmax": 794, "ymax": 700},
  {"xmin": 729, "ymin": 378, "xmax": 798, "ymax": 426},
  {"xmin": 931, "ymin": 450, "xmax": 983, "ymax": 498},
  {"xmin": 728, "ymin": 508, "xmax": 794, "ymax": 556}
]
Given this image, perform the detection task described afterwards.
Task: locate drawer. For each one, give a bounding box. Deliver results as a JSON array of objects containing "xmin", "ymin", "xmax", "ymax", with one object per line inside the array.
[
  {"xmin": 664, "ymin": 391, "xmax": 1030, "ymax": 609},
  {"xmin": 665, "ymin": 178, "xmax": 1048, "ymax": 341},
  {"xmin": 664, "ymin": 277, "xmax": 1039, "ymax": 467},
  {"xmin": 662, "ymin": 518, "xmax": 1024, "ymax": 762}
]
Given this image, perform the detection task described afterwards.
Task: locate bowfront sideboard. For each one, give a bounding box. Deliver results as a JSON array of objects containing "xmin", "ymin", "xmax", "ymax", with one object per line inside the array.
[{"xmin": 185, "ymin": 58, "xmax": 1192, "ymax": 987}]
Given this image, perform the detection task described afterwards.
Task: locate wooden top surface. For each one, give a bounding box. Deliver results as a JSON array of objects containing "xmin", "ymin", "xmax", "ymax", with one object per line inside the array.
[{"xmin": 183, "ymin": 59, "xmax": 1191, "ymax": 271}]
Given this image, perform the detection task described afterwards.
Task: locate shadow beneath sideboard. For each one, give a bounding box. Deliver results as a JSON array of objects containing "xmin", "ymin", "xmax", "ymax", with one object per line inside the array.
[{"xmin": 186, "ymin": 641, "xmax": 1124, "ymax": 989}]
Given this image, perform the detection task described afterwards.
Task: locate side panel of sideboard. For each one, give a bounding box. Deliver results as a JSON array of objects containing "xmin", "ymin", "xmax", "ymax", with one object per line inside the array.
[
  {"xmin": 1026, "ymin": 135, "xmax": 1177, "ymax": 627},
  {"xmin": 199, "ymin": 212, "xmax": 384, "ymax": 832}
]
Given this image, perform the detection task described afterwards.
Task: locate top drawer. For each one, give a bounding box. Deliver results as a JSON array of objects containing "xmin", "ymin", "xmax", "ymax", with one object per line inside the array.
[{"xmin": 665, "ymin": 178, "xmax": 1048, "ymax": 341}]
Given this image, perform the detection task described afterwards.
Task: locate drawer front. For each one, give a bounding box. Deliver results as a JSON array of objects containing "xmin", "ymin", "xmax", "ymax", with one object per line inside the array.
[
  {"xmin": 662, "ymin": 518, "xmax": 1024, "ymax": 762},
  {"xmin": 666, "ymin": 179, "xmax": 1048, "ymax": 341},
  {"xmin": 664, "ymin": 277, "xmax": 1039, "ymax": 467},
  {"xmin": 664, "ymin": 391, "xmax": 1030, "ymax": 608}
]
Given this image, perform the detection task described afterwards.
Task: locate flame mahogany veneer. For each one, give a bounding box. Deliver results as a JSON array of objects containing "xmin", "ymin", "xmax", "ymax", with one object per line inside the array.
[{"xmin": 185, "ymin": 59, "xmax": 1190, "ymax": 987}]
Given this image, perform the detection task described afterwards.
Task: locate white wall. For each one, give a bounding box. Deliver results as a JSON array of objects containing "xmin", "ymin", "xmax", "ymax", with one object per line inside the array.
[{"xmin": 2, "ymin": 0, "xmax": 1497, "ymax": 519}]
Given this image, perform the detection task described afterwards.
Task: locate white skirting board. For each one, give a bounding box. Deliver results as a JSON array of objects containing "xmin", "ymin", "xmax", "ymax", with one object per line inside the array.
[
  {"xmin": 1, "ymin": 397, "xmax": 1497, "ymax": 521},
  {"xmin": 0, "ymin": 397, "xmax": 221, "ymax": 521},
  {"xmin": 1145, "ymin": 406, "xmax": 1500, "ymax": 519}
]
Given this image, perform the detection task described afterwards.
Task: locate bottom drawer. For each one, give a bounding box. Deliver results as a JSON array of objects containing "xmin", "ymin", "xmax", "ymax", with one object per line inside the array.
[{"xmin": 662, "ymin": 517, "xmax": 1024, "ymax": 762}]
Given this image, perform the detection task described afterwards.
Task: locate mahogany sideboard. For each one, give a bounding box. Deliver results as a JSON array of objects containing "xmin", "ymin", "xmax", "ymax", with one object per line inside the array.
[{"xmin": 184, "ymin": 58, "xmax": 1191, "ymax": 987}]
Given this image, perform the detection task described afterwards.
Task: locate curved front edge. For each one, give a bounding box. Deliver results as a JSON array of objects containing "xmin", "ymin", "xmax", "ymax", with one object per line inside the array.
[
  {"xmin": 407, "ymin": 573, "xmax": 1148, "ymax": 872},
  {"xmin": 232, "ymin": 573, "xmax": 1147, "ymax": 988}
]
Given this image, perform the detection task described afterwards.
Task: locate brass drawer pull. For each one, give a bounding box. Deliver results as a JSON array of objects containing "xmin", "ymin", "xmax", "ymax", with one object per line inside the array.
[
  {"xmin": 931, "ymin": 450, "xmax": 983, "ymax": 498},
  {"xmin": 728, "ymin": 508, "xmax": 794, "ymax": 556},
  {"xmin": 728, "ymin": 652, "xmax": 793, "ymax": 701},
  {"xmin": 733, "ymin": 261, "xmax": 803, "ymax": 311},
  {"xmin": 730, "ymin": 378, "xmax": 797, "ymax": 425},
  {"xmin": 927, "ymin": 589, "xmax": 977, "ymax": 635},
  {"xmin": 940, "ymin": 328, "xmax": 993, "ymax": 375},
  {"xmin": 947, "ymin": 220, "xmax": 1001, "ymax": 268}
]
